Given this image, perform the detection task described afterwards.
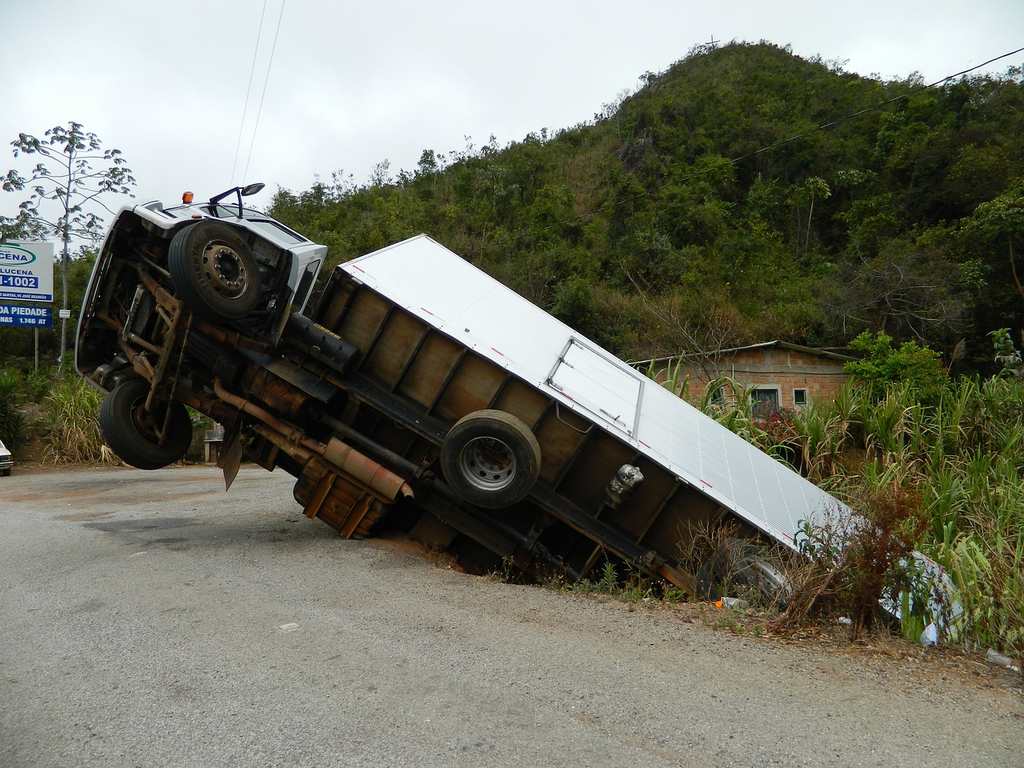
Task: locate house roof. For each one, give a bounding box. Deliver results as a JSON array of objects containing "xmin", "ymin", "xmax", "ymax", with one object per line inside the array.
[{"xmin": 630, "ymin": 340, "xmax": 855, "ymax": 366}]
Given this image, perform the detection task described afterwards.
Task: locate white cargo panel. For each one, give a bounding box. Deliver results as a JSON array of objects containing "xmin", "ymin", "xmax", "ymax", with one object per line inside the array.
[{"xmin": 342, "ymin": 234, "xmax": 847, "ymax": 548}]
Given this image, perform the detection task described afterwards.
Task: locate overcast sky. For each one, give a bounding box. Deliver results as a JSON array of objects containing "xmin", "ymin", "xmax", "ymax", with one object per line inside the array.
[{"xmin": 2, "ymin": 0, "xmax": 1022, "ymax": 227}]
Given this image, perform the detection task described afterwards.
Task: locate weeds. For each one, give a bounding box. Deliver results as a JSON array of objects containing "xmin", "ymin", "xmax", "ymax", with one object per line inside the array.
[
  {"xmin": 645, "ymin": 354, "xmax": 1024, "ymax": 660},
  {"xmin": 40, "ymin": 377, "xmax": 116, "ymax": 465},
  {"xmin": 0, "ymin": 369, "xmax": 25, "ymax": 447}
]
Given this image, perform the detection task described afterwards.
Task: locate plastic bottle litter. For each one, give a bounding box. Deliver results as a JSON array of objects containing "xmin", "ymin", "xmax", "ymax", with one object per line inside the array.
[
  {"xmin": 837, "ymin": 616, "xmax": 852, "ymax": 626},
  {"xmin": 721, "ymin": 597, "xmax": 748, "ymax": 610}
]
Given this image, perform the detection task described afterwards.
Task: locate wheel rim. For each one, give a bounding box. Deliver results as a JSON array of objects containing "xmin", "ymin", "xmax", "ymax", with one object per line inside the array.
[
  {"xmin": 199, "ymin": 241, "xmax": 248, "ymax": 300},
  {"xmin": 129, "ymin": 396, "xmax": 161, "ymax": 445},
  {"xmin": 458, "ymin": 436, "xmax": 517, "ymax": 492}
]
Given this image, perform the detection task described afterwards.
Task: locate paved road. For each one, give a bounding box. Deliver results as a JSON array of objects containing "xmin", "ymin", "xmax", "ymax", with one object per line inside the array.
[{"xmin": 1, "ymin": 467, "xmax": 1021, "ymax": 767}]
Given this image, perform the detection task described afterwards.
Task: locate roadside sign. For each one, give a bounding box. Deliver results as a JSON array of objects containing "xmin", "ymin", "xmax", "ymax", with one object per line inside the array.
[
  {"xmin": 0, "ymin": 241, "xmax": 54, "ymax": 302},
  {"xmin": 58, "ymin": 308, "xmax": 71, "ymax": 319},
  {"xmin": 0, "ymin": 303, "xmax": 52, "ymax": 328}
]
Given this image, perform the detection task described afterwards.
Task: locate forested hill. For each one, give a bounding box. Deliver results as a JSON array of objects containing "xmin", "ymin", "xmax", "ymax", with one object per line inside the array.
[{"xmin": 270, "ymin": 42, "xmax": 1024, "ymax": 369}]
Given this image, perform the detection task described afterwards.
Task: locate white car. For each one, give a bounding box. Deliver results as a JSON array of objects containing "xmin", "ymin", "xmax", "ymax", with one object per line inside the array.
[{"xmin": 0, "ymin": 439, "xmax": 12, "ymax": 476}]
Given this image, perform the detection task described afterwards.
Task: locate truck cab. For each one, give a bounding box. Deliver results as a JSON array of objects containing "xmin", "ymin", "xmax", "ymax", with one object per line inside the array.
[{"xmin": 76, "ymin": 184, "xmax": 324, "ymax": 392}]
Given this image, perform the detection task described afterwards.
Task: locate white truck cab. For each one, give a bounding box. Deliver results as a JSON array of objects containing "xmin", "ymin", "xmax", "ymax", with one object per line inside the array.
[{"xmin": 76, "ymin": 183, "xmax": 326, "ymax": 390}]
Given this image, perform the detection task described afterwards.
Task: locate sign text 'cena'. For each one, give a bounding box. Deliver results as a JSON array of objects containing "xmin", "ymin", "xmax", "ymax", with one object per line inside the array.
[{"xmin": 0, "ymin": 242, "xmax": 54, "ymax": 303}]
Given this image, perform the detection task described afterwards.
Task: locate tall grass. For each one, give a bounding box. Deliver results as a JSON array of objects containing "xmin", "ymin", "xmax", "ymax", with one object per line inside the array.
[
  {"xmin": 40, "ymin": 377, "xmax": 117, "ymax": 465},
  {"xmin": 648, "ymin": 365, "xmax": 1024, "ymax": 660}
]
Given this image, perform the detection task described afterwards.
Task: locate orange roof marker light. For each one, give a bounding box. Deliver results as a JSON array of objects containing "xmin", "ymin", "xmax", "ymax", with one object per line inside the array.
[{"xmin": 182, "ymin": 191, "xmax": 194, "ymax": 204}]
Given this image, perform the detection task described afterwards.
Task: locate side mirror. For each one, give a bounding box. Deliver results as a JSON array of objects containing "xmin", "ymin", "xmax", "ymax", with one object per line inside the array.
[{"xmin": 240, "ymin": 182, "xmax": 265, "ymax": 197}]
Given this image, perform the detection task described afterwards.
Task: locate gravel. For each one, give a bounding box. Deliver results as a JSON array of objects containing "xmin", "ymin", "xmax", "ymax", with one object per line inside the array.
[{"xmin": 1, "ymin": 466, "xmax": 1021, "ymax": 767}]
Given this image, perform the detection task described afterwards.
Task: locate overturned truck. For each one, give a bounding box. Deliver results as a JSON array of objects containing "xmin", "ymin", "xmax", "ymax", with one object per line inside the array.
[{"xmin": 76, "ymin": 186, "xmax": 846, "ymax": 593}]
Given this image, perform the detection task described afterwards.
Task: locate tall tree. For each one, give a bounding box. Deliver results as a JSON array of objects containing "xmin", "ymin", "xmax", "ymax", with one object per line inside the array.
[{"xmin": 2, "ymin": 122, "xmax": 135, "ymax": 368}]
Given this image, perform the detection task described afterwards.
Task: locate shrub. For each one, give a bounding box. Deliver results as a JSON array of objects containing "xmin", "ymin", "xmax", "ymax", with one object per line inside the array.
[
  {"xmin": 773, "ymin": 477, "xmax": 929, "ymax": 637},
  {"xmin": 40, "ymin": 377, "xmax": 116, "ymax": 465},
  {"xmin": 0, "ymin": 369, "xmax": 25, "ymax": 447},
  {"xmin": 944, "ymin": 530, "xmax": 1024, "ymax": 665},
  {"xmin": 845, "ymin": 331, "xmax": 948, "ymax": 403}
]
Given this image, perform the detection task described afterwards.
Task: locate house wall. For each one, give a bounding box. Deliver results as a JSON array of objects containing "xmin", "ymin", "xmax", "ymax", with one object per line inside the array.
[{"xmin": 666, "ymin": 347, "xmax": 849, "ymax": 410}]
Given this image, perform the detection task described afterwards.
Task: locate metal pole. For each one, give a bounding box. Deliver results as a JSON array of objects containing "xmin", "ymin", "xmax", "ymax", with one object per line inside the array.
[
  {"xmin": 57, "ymin": 231, "xmax": 69, "ymax": 370},
  {"xmin": 34, "ymin": 327, "xmax": 39, "ymax": 372}
]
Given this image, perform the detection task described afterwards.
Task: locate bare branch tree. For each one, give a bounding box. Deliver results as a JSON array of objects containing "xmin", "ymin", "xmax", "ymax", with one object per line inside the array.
[
  {"xmin": 2, "ymin": 121, "xmax": 136, "ymax": 367},
  {"xmin": 621, "ymin": 260, "xmax": 739, "ymax": 384}
]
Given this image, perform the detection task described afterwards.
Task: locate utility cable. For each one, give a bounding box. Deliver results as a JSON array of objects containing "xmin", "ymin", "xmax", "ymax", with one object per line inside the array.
[
  {"xmin": 230, "ymin": 0, "xmax": 269, "ymax": 185},
  {"xmin": 242, "ymin": 0, "xmax": 287, "ymax": 184}
]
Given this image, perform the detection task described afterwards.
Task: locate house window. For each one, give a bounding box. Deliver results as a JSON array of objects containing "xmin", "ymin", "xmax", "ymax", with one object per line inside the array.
[
  {"xmin": 751, "ymin": 386, "xmax": 780, "ymax": 417},
  {"xmin": 793, "ymin": 388, "xmax": 808, "ymax": 408}
]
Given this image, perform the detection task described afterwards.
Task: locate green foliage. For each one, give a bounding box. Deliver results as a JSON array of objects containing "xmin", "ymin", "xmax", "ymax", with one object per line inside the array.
[
  {"xmin": 271, "ymin": 43, "xmax": 1024, "ymax": 365},
  {"xmin": 0, "ymin": 369, "xmax": 25, "ymax": 447},
  {"xmin": 990, "ymin": 327, "xmax": 1023, "ymax": 378},
  {"xmin": 690, "ymin": 364, "xmax": 1024, "ymax": 658},
  {"xmin": 844, "ymin": 331, "xmax": 948, "ymax": 401}
]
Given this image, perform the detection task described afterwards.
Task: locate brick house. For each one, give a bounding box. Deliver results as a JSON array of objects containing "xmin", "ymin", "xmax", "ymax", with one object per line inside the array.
[{"xmin": 635, "ymin": 341, "xmax": 853, "ymax": 415}]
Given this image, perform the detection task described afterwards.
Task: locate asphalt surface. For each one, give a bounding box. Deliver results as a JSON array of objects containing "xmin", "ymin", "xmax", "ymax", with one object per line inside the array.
[{"xmin": 1, "ymin": 466, "xmax": 1021, "ymax": 768}]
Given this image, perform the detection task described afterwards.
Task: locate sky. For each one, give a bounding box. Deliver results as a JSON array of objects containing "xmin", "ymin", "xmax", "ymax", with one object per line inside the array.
[{"xmin": 1, "ymin": 0, "xmax": 1022, "ymax": 229}]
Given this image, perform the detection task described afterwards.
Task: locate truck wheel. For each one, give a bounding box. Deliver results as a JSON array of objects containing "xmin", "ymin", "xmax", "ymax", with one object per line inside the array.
[
  {"xmin": 99, "ymin": 379, "xmax": 192, "ymax": 470},
  {"xmin": 440, "ymin": 409, "xmax": 541, "ymax": 509},
  {"xmin": 168, "ymin": 220, "xmax": 263, "ymax": 320},
  {"xmin": 697, "ymin": 538, "xmax": 791, "ymax": 606}
]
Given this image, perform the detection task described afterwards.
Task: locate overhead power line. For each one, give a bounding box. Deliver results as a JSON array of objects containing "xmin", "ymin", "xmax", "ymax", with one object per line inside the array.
[
  {"xmin": 230, "ymin": 0, "xmax": 269, "ymax": 185},
  {"xmin": 242, "ymin": 0, "xmax": 287, "ymax": 184}
]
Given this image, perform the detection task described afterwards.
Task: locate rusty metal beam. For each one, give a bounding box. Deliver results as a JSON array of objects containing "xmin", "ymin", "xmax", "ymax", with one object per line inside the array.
[{"xmin": 213, "ymin": 379, "xmax": 413, "ymax": 502}]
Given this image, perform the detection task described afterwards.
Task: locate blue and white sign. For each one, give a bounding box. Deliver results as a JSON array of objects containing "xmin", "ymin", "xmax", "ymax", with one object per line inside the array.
[
  {"xmin": 0, "ymin": 241, "xmax": 54, "ymax": 302},
  {"xmin": 0, "ymin": 303, "xmax": 52, "ymax": 328}
]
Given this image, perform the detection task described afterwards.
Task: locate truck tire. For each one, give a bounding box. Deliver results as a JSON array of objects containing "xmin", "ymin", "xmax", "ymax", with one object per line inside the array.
[
  {"xmin": 697, "ymin": 538, "xmax": 791, "ymax": 606},
  {"xmin": 440, "ymin": 409, "xmax": 541, "ymax": 509},
  {"xmin": 99, "ymin": 379, "xmax": 192, "ymax": 470},
  {"xmin": 168, "ymin": 220, "xmax": 263, "ymax": 320}
]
